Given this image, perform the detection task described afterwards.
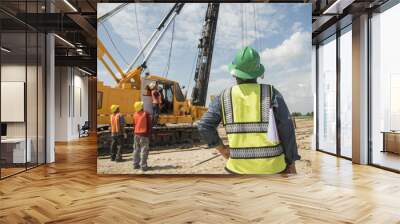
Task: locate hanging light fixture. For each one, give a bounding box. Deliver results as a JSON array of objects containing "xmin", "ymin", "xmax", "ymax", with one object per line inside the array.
[
  {"xmin": 54, "ymin": 34, "xmax": 75, "ymax": 48},
  {"xmin": 78, "ymin": 67, "xmax": 94, "ymax": 76},
  {"xmin": 63, "ymin": 0, "xmax": 78, "ymax": 12},
  {"xmin": 323, "ymin": 0, "xmax": 355, "ymax": 15},
  {"xmin": 1, "ymin": 47, "xmax": 11, "ymax": 53}
]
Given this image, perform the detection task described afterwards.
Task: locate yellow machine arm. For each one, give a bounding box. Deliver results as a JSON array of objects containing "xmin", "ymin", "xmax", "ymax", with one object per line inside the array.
[
  {"xmin": 97, "ymin": 38, "xmax": 142, "ymax": 89},
  {"xmin": 97, "ymin": 39, "xmax": 125, "ymax": 84},
  {"xmin": 119, "ymin": 66, "xmax": 143, "ymax": 89}
]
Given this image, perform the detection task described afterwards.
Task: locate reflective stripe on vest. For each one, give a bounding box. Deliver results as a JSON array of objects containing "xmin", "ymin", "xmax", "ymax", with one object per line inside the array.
[
  {"xmin": 225, "ymin": 122, "xmax": 268, "ymax": 134},
  {"xmin": 229, "ymin": 145, "xmax": 283, "ymax": 159},
  {"xmin": 220, "ymin": 83, "xmax": 286, "ymax": 174}
]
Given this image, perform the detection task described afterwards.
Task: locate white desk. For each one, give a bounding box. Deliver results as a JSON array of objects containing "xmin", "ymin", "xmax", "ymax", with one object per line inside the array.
[{"xmin": 1, "ymin": 138, "xmax": 31, "ymax": 163}]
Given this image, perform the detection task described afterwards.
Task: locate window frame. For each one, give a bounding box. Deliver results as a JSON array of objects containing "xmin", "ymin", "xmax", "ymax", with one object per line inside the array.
[{"xmin": 314, "ymin": 23, "xmax": 353, "ymax": 161}]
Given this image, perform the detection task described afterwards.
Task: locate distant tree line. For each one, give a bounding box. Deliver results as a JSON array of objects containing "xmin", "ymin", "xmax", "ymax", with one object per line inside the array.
[{"xmin": 291, "ymin": 112, "xmax": 313, "ymax": 117}]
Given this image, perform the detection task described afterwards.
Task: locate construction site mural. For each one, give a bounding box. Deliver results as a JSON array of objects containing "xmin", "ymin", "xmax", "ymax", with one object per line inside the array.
[{"xmin": 97, "ymin": 3, "xmax": 313, "ymax": 174}]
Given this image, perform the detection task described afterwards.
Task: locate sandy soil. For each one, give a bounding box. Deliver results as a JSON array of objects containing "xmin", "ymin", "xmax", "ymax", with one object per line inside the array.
[{"xmin": 97, "ymin": 117, "xmax": 313, "ymax": 174}]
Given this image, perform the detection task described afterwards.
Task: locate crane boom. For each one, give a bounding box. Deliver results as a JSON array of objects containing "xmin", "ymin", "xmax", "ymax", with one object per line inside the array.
[
  {"xmin": 98, "ymin": 3, "xmax": 129, "ymax": 23},
  {"xmin": 191, "ymin": 3, "xmax": 219, "ymax": 107},
  {"xmin": 97, "ymin": 3, "xmax": 184, "ymax": 89},
  {"xmin": 126, "ymin": 3, "xmax": 184, "ymax": 73}
]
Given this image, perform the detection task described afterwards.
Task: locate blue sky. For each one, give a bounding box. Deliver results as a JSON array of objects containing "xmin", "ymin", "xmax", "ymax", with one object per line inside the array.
[{"xmin": 97, "ymin": 3, "xmax": 312, "ymax": 113}]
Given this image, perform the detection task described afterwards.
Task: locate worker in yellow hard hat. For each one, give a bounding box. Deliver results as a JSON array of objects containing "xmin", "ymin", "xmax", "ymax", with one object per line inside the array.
[
  {"xmin": 110, "ymin": 104, "xmax": 126, "ymax": 162},
  {"xmin": 132, "ymin": 101, "xmax": 152, "ymax": 171},
  {"xmin": 197, "ymin": 46, "xmax": 300, "ymax": 174},
  {"xmin": 134, "ymin": 101, "xmax": 144, "ymax": 112},
  {"xmin": 110, "ymin": 104, "xmax": 119, "ymax": 113}
]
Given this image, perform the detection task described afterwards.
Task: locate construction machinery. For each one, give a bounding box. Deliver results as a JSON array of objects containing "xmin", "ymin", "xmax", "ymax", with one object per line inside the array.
[
  {"xmin": 97, "ymin": 3, "xmax": 219, "ymax": 148},
  {"xmin": 191, "ymin": 3, "xmax": 219, "ymax": 106}
]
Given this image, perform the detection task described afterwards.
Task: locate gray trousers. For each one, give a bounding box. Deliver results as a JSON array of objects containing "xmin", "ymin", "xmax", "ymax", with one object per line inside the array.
[
  {"xmin": 133, "ymin": 135, "xmax": 150, "ymax": 167},
  {"xmin": 152, "ymin": 104, "xmax": 160, "ymax": 125},
  {"xmin": 110, "ymin": 135, "xmax": 123, "ymax": 161}
]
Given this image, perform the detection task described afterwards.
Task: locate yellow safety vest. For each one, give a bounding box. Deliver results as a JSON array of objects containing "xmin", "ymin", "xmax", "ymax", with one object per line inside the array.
[{"xmin": 220, "ymin": 83, "xmax": 286, "ymax": 174}]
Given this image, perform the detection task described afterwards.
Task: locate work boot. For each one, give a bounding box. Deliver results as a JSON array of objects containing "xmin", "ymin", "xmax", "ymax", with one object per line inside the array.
[
  {"xmin": 133, "ymin": 164, "xmax": 140, "ymax": 169},
  {"xmin": 110, "ymin": 155, "xmax": 116, "ymax": 161},
  {"xmin": 116, "ymin": 154, "xmax": 123, "ymax": 162},
  {"xmin": 141, "ymin": 166, "xmax": 148, "ymax": 172}
]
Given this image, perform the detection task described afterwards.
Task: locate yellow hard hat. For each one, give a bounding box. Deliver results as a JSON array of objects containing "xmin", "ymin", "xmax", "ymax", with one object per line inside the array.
[
  {"xmin": 134, "ymin": 101, "xmax": 144, "ymax": 112},
  {"xmin": 110, "ymin": 104, "xmax": 120, "ymax": 113}
]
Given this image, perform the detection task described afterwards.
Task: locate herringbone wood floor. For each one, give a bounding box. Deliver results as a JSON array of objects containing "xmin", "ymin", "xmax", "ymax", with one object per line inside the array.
[{"xmin": 1, "ymin": 137, "xmax": 400, "ymax": 224}]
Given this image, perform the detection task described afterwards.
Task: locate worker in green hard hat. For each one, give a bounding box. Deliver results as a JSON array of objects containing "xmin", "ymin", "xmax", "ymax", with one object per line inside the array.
[{"xmin": 198, "ymin": 46, "xmax": 300, "ymax": 174}]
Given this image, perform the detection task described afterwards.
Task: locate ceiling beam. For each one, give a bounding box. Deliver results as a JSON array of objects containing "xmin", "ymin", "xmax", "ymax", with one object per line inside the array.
[
  {"xmin": 323, "ymin": 0, "xmax": 356, "ymax": 14},
  {"xmin": 67, "ymin": 13, "xmax": 97, "ymax": 38},
  {"xmin": 55, "ymin": 55, "xmax": 96, "ymax": 71}
]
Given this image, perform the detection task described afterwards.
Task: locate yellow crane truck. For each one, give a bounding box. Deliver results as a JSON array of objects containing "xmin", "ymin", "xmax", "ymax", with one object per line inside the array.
[{"xmin": 97, "ymin": 3, "xmax": 219, "ymax": 150}]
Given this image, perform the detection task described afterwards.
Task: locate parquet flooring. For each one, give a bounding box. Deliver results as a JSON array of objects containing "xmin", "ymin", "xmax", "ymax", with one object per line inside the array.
[
  {"xmin": 1, "ymin": 137, "xmax": 400, "ymax": 223},
  {"xmin": 0, "ymin": 167, "xmax": 26, "ymax": 178}
]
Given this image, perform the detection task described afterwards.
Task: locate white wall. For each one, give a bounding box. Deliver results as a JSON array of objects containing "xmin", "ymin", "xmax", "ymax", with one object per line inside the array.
[
  {"xmin": 1, "ymin": 65, "xmax": 26, "ymax": 139},
  {"xmin": 55, "ymin": 67, "xmax": 69, "ymax": 141},
  {"xmin": 72, "ymin": 73, "xmax": 89, "ymax": 138},
  {"xmin": 1, "ymin": 63, "xmax": 46, "ymax": 164},
  {"xmin": 54, "ymin": 67, "xmax": 89, "ymax": 141}
]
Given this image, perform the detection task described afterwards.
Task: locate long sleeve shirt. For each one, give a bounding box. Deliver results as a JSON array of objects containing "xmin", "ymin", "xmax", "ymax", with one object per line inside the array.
[{"xmin": 197, "ymin": 86, "xmax": 301, "ymax": 165}]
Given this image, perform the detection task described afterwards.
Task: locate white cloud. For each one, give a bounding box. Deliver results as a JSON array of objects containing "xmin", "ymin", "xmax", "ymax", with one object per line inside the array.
[
  {"xmin": 99, "ymin": 3, "xmax": 205, "ymax": 50},
  {"xmin": 258, "ymin": 31, "xmax": 312, "ymax": 113},
  {"xmin": 214, "ymin": 4, "xmax": 280, "ymax": 50},
  {"xmin": 291, "ymin": 22, "xmax": 303, "ymax": 32},
  {"xmin": 98, "ymin": 3, "xmax": 206, "ymax": 71},
  {"xmin": 208, "ymin": 77, "xmax": 235, "ymax": 96},
  {"xmin": 213, "ymin": 64, "xmax": 229, "ymax": 74},
  {"xmin": 260, "ymin": 31, "xmax": 311, "ymax": 71}
]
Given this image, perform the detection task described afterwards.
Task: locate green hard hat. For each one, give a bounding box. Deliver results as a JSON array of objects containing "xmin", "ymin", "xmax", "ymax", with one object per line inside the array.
[{"xmin": 228, "ymin": 46, "xmax": 265, "ymax": 80}]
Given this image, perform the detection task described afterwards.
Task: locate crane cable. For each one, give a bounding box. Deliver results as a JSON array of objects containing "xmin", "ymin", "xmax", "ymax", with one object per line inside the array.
[
  {"xmin": 240, "ymin": 4, "xmax": 244, "ymax": 48},
  {"xmin": 102, "ymin": 22, "xmax": 130, "ymax": 66},
  {"xmin": 134, "ymin": 4, "xmax": 150, "ymax": 73},
  {"xmin": 98, "ymin": 3, "xmax": 130, "ymax": 66},
  {"xmin": 101, "ymin": 4, "xmax": 150, "ymax": 73},
  {"xmin": 164, "ymin": 19, "xmax": 175, "ymax": 78},
  {"xmin": 134, "ymin": 4, "xmax": 143, "ymax": 51},
  {"xmin": 186, "ymin": 51, "xmax": 198, "ymax": 98},
  {"xmin": 244, "ymin": 4, "xmax": 247, "ymax": 46},
  {"xmin": 253, "ymin": 4, "xmax": 259, "ymax": 51}
]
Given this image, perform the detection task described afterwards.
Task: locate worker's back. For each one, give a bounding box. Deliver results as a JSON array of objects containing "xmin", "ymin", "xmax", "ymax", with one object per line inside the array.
[
  {"xmin": 110, "ymin": 113, "xmax": 121, "ymax": 134},
  {"xmin": 134, "ymin": 111, "xmax": 151, "ymax": 136},
  {"xmin": 110, "ymin": 113, "xmax": 125, "ymax": 136},
  {"xmin": 220, "ymin": 83, "xmax": 286, "ymax": 174}
]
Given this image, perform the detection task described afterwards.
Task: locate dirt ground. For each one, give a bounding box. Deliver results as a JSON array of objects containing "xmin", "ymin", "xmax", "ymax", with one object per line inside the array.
[{"xmin": 97, "ymin": 117, "xmax": 313, "ymax": 174}]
